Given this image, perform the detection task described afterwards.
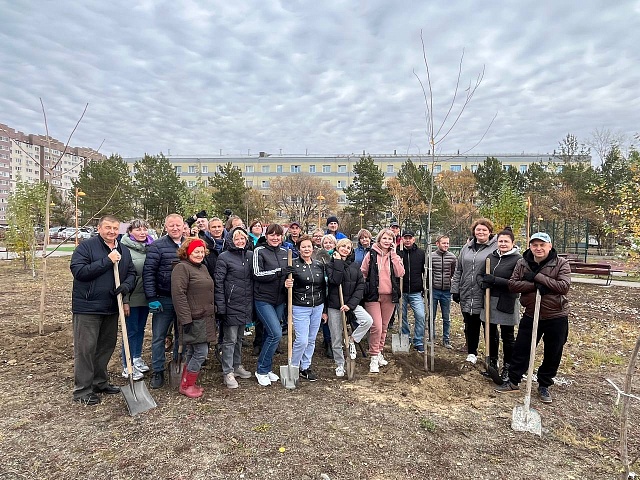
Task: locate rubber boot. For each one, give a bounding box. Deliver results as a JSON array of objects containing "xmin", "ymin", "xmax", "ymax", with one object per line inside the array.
[
  {"xmin": 179, "ymin": 365, "xmax": 203, "ymax": 394},
  {"xmin": 179, "ymin": 369, "xmax": 203, "ymax": 398}
]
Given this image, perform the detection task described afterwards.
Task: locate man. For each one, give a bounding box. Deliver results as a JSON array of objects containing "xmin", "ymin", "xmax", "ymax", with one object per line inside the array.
[
  {"xmin": 399, "ymin": 230, "xmax": 427, "ymax": 352},
  {"xmin": 428, "ymin": 235, "xmax": 457, "ymax": 349},
  {"xmin": 390, "ymin": 221, "xmax": 401, "ymax": 247},
  {"xmin": 495, "ymin": 232, "xmax": 571, "ymax": 404},
  {"xmin": 284, "ymin": 221, "xmax": 301, "ymax": 258},
  {"xmin": 208, "ymin": 217, "xmax": 226, "ymax": 253},
  {"xmin": 70, "ymin": 215, "xmax": 136, "ymax": 405},
  {"xmin": 326, "ymin": 216, "xmax": 347, "ymax": 240},
  {"xmin": 143, "ymin": 213, "xmax": 185, "ymax": 389}
]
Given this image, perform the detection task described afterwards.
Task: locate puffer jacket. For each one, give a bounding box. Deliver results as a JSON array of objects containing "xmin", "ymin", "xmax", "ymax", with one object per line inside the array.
[
  {"xmin": 120, "ymin": 234, "xmax": 152, "ymax": 307},
  {"xmin": 400, "ymin": 244, "xmax": 425, "ymax": 293},
  {"xmin": 143, "ymin": 234, "xmax": 182, "ymax": 301},
  {"xmin": 509, "ymin": 248, "xmax": 571, "ymax": 320},
  {"xmin": 291, "ymin": 257, "xmax": 326, "ymax": 307},
  {"xmin": 214, "ymin": 242, "xmax": 253, "ymax": 326},
  {"xmin": 478, "ymin": 247, "xmax": 522, "ymax": 324},
  {"xmin": 252, "ymin": 236, "xmax": 289, "ymax": 305},
  {"xmin": 429, "ymin": 248, "xmax": 457, "ymax": 291},
  {"xmin": 451, "ymin": 235, "xmax": 497, "ymax": 314},
  {"xmin": 326, "ymin": 254, "xmax": 366, "ymax": 310},
  {"xmin": 171, "ymin": 259, "xmax": 216, "ymax": 344}
]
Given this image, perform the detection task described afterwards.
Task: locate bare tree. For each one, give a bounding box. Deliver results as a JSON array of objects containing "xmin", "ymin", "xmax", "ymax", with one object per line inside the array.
[{"xmin": 586, "ymin": 127, "xmax": 626, "ymax": 166}]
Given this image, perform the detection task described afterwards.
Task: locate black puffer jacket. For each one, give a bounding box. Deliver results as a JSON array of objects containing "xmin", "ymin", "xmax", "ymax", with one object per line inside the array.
[
  {"xmin": 70, "ymin": 236, "xmax": 136, "ymax": 315},
  {"xmin": 214, "ymin": 243, "xmax": 253, "ymax": 326},
  {"xmin": 400, "ymin": 244, "xmax": 425, "ymax": 293},
  {"xmin": 252, "ymin": 236, "xmax": 289, "ymax": 305},
  {"xmin": 326, "ymin": 255, "xmax": 366, "ymax": 310},
  {"xmin": 477, "ymin": 247, "xmax": 522, "ymax": 315},
  {"xmin": 291, "ymin": 257, "xmax": 326, "ymax": 307},
  {"xmin": 143, "ymin": 234, "xmax": 182, "ymax": 301}
]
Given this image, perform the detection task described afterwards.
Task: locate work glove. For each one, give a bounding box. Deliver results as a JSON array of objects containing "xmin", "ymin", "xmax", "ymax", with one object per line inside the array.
[
  {"xmin": 523, "ymin": 271, "xmax": 537, "ymax": 282},
  {"xmin": 536, "ymin": 283, "xmax": 551, "ymax": 295},
  {"xmin": 148, "ymin": 301, "xmax": 163, "ymax": 313},
  {"xmin": 452, "ymin": 293, "xmax": 460, "ymax": 303},
  {"xmin": 183, "ymin": 322, "xmax": 193, "ymax": 335},
  {"xmin": 482, "ymin": 274, "xmax": 496, "ymax": 285},
  {"xmin": 285, "ymin": 265, "xmax": 296, "ymax": 276},
  {"xmin": 111, "ymin": 284, "xmax": 129, "ymax": 297}
]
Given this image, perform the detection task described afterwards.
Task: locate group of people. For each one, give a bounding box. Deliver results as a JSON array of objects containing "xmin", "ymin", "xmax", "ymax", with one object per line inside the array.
[{"xmin": 70, "ymin": 212, "xmax": 570, "ymax": 407}]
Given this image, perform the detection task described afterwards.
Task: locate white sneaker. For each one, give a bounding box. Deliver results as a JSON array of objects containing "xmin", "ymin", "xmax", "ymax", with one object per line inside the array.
[
  {"xmin": 466, "ymin": 354, "xmax": 477, "ymax": 364},
  {"xmin": 267, "ymin": 371, "xmax": 280, "ymax": 382},
  {"xmin": 255, "ymin": 372, "xmax": 271, "ymax": 386},
  {"xmin": 369, "ymin": 357, "xmax": 380, "ymax": 373},
  {"xmin": 133, "ymin": 357, "xmax": 150, "ymax": 373},
  {"xmin": 349, "ymin": 340, "xmax": 357, "ymax": 360},
  {"xmin": 377, "ymin": 353, "xmax": 388, "ymax": 366},
  {"xmin": 224, "ymin": 372, "xmax": 239, "ymax": 389},
  {"xmin": 121, "ymin": 367, "xmax": 143, "ymax": 381},
  {"xmin": 233, "ymin": 365, "xmax": 252, "ymax": 379},
  {"xmin": 335, "ymin": 365, "xmax": 345, "ymax": 377}
]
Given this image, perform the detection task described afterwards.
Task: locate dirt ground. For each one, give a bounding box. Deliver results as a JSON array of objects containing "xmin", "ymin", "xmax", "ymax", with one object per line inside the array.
[{"xmin": 0, "ymin": 257, "xmax": 639, "ymax": 480}]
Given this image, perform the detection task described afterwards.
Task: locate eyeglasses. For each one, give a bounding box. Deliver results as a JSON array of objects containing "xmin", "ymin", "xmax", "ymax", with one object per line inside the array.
[{"xmin": 312, "ymin": 235, "xmax": 323, "ymax": 238}]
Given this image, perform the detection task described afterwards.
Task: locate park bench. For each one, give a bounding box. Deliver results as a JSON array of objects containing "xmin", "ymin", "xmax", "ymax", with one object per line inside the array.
[
  {"xmin": 569, "ymin": 261, "xmax": 612, "ymax": 286},
  {"xmin": 558, "ymin": 253, "xmax": 579, "ymax": 262}
]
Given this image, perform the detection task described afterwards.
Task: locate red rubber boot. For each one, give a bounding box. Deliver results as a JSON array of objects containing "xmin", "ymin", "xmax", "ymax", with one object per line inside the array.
[{"xmin": 179, "ymin": 369, "xmax": 203, "ymax": 398}]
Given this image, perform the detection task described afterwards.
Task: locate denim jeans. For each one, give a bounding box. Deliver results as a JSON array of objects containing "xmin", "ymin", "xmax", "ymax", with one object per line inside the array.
[
  {"xmin": 185, "ymin": 342, "xmax": 209, "ymax": 373},
  {"xmin": 431, "ymin": 288, "xmax": 452, "ymax": 343},
  {"xmin": 254, "ymin": 301, "xmax": 284, "ymax": 375},
  {"xmin": 221, "ymin": 324, "xmax": 244, "ymax": 374},
  {"xmin": 151, "ymin": 296, "xmax": 179, "ymax": 373},
  {"xmin": 291, "ymin": 304, "xmax": 323, "ymax": 370},
  {"xmin": 121, "ymin": 306, "xmax": 149, "ymax": 368},
  {"xmin": 401, "ymin": 292, "xmax": 426, "ymax": 347}
]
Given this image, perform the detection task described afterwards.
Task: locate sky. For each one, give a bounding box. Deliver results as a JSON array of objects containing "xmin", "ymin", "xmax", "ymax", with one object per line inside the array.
[{"xmin": 1, "ymin": 1, "xmax": 638, "ymax": 159}]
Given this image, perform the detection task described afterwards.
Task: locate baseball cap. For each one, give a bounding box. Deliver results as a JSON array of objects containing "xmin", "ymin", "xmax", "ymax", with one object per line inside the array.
[
  {"xmin": 390, "ymin": 221, "xmax": 400, "ymax": 228},
  {"xmin": 289, "ymin": 221, "xmax": 301, "ymax": 227},
  {"xmin": 529, "ymin": 232, "xmax": 551, "ymax": 243},
  {"xmin": 402, "ymin": 230, "xmax": 415, "ymax": 237}
]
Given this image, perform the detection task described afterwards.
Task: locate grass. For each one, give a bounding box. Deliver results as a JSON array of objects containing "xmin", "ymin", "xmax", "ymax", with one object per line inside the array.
[{"xmin": 419, "ymin": 417, "xmax": 436, "ymax": 432}]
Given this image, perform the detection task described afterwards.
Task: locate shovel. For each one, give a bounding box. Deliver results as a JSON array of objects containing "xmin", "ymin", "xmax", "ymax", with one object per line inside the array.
[
  {"xmin": 511, "ymin": 289, "xmax": 542, "ymax": 436},
  {"xmin": 280, "ymin": 249, "xmax": 299, "ymax": 389},
  {"xmin": 169, "ymin": 321, "xmax": 184, "ymax": 389},
  {"xmin": 482, "ymin": 257, "xmax": 502, "ymax": 384},
  {"xmin": 392, "ymin": 243, "xmax": 410, "ymax": 353},
  {"xmin": 338, "ymin": 285, "xmax": 356, "ymax": 380},
  {"xmin": 114, "ymin": 262, "xmax": 157, "ymax": 416}
]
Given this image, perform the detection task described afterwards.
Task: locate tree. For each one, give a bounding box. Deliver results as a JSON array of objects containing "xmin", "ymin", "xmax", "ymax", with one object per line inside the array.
[
  {"xmin": 181, "ymin": 170, "xmax": 214, "ymax": 219},
  {"xmin": 474, "ymin": 157, "xmax": 505, "ymax": 204},
  {"xmin": 613, "ymin": 149, "xmax": 640, "ymax": 257},
  {"xmin": 586, "ymin": 127, "xmax": 625, "ymax": 166},
  {"xmin": 209, "ymin": 162, "xmax": 249, "ymax": 219},
  {"xmin": 49, "ymin": 187, "xmax": 73, "ymax": 227},
  {"xmin": 133, "ymin": 153, "xmax": 186, "ymax": 227},
  {"xmin": 557, "ymin": 133, "xmax": 590, "ymax": 165},
  {"xmin": 245, "ymin": 188, "xmax": 273, "ymax": 225},
  {"xmin": 269, "ymin": 174, "xmax": 337, "ymax": 231},
  {"xmin": 479, "ymin": 182, "xmax": 526, "ymax": 237},
  {"xmin": 387, "ymin": 177, "xmax": 428, "ymax": 232},
  {"xmin": 344, "ymin": 155, "xmax": 389, "ymax": 229}
]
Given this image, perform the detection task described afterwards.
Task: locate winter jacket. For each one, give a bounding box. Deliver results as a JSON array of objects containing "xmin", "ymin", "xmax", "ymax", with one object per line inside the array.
[
  {"xmin": 285, "ymin": 235, "xmax": 300, "ymax": 258},
  {"xmin": 171, "ymin": 259, "xmax": 216, "ymax": 344},
  {"xmin": 143, "ymin": 234, "xmax": 183, "ymax": 301},
  {"xmin": 120, "ymin": 234, "xmax": 152, "ymax": 307},
  {"xmin": 197, "ymin": 229, "xmax": 219, "ymax": 278},
  {"xmin": 509, "ymin": 248, "xmax": 571, "ymax": 320},
  {"xmin": 428, "ymin": 248, "xmax": 457, "ymax": 291},
  {"xmin": 214, "ymin": 244, "xmax": 253, "ymax": 326},
  {"xmin": 478, "ymin": 247, "xmax": 522, "ymax": 325},
  {"xmin": 353, "ymin": 243, "xmax": 370, "ymax": 267},
  {"xmin": 291, "ymin": 257, "xmax": 326, "ymax": 307},
  {"xmin": 400, "ymin": 244, "xmax": 425, "ymax": 293},
  {"xmin": 361, "ymin": 244, "xmax": 405, "ymax": 303},
  {"xmin": 326, "ymin": 229, "xmax": 347, "ymax": 240},
  {"xmin": 70, "ymin": 236, "xmax": 136, "ymax": 315},
  {"xmin": 450, "ymin": 235, "xmax": 498, "ymax": 314},
  {"xmin": 252, "ymin": 236, "xmax": 289, "ymax": 305},
  {"xmin": 248, "ymin": 233, "xmax": 261, "ymax": 249},
  {"xmin": 326, "ymin": 255, "xmax": 366, "ymax": 310}
]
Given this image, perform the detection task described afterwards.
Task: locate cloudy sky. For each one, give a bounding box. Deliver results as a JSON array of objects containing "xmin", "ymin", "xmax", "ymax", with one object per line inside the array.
[{"xmin": 1, "ymin": 1, "xmax": 638, "ymax": 159}]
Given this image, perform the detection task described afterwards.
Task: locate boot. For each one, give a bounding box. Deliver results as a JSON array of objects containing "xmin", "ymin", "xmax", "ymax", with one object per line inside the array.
[
  {"xmin": 179, "ymin": 368, "xmax": 203, "ymax": 398},
  {"xmin": 324, "ymin": 340, "xmax": 334, "ymax": 359},
  {"xmin": 501, "ymin": 363, "xmax": 510, "ymax": 383},
  {"xmin": 489, "ymin": 357, "xmax": 499, "ymax": 372},
  {"xmin": 179, "ymin": 365, "xmax": 203, "ymax": 394}
]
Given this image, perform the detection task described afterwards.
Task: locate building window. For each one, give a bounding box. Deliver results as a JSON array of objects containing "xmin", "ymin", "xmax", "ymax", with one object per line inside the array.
[
  {"xmin": 433, "ymin": 165, "xmax": 441, "ymax": 174},
  {"xmin": 450, "ymin": 165, "xmax": 461, "ymax": 172},
  {"xmin": 188, "ymin": 180, "xmax": 196, "ymax": 187},
  {"xmin": 322, "ymin": 165, "xmax": 331, "ymax": 173},
  {"xmin": 276, "ymin": 165, "xmax": 283, "ymax": 173},
  {"xmin": 387, "ymin": 165, "xmax": 394, "ymax": 173},
  {"xmin": 338, "ymin": 165, "xmax": 347, "ymax": 173},
  {"xmin": 503, "ymin": 164, "xmax": 511, "ymax": 171},
  {"xmin": 261, "ymin": 180, "xmax": 270, "ymax": 189},
  {"xmin": 519, "ymin": 165, "xmax": 527, "ymax": 173},
  {"xmin": 188, "ymin": 166, "xmax": 196, "ymax": 174},
  {"xmin": 201, "ymin": 166, "xmax": 208, "ymax": 174},
  {"xmin": 338, "ymin": 195, "xmax": 347, "ymax": 204},
  {"xmin": 291, "ymin": 165, "xmax": 301, "ymax": 173},
  {"xmin": 175, "ymin": 166, "xmax": 182, "ymax": 174},
  {"xmin": 337, "ymin": 180, "xmax": 345, "ymax": 189},
  {"xmin": 262, "ymin": 165, "xmax": 270, "ymax": 173},
  {"xmin": 470, "ymin": 165, "xmax": 478, "ymax": 173},
  {"xmin": 309, "ymin": 165, "xmax": 316, "ymax": 173},
  {"xmin": 246, "ymin": 166, "xmax": 254, "ymax": 173},
  {"xmin": 246, "ymin": 180, "xmax": 253, "ymax": 188}
]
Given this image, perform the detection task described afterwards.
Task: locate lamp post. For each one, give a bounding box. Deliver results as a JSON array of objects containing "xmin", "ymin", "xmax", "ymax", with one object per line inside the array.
[
  {"xmin": 359, "ymin": 211, "xmax": 364, "ymax": 230},
  {"xmin": 75, "ymin": 187, "xmax": 86, "ymax": 246},
  {"xmin": 317, "ymin": 193, "xmax": 325, "ymax": 227},
  {"xmin": 537, "ymin": 215, "xmax": 543, "ymax": 233}
]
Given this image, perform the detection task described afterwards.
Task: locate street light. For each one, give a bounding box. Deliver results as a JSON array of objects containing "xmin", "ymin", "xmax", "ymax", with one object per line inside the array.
[
  {"xmin": 317, "ymin": 193, "xmax": 325, "ymax": 227},
  {"xmin": 359, "ymin": 211, "xmax": 364, "ymax": 230},
  {"xmin": 537, "ymin": 215, "xmax": 543, "ymax": 233},
  {"xmin": 75, "ymin": 187, "xmax": 86, "ymax": 246}
]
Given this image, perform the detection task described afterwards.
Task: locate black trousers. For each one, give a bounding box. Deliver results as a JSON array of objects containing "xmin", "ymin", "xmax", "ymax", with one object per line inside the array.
[
  {"xmin": 463, "ymin": 312, "xmax": 481, "ymax": 355},
  {"xmin": 489, "ymin": 323, "xmax": 515, "ymax": 365},
  {"xmin": 508, "ymin": 315, "xmax": 569, "ymax": 388}
]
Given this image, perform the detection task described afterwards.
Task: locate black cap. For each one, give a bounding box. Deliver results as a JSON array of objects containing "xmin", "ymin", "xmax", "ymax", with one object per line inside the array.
[{"xmin": 402, "ymin": 230, "xmax": 415, "ymax": 237}]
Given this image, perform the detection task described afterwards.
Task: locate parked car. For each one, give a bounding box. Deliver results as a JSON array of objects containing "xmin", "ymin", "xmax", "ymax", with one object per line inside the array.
[
  {"xmin": 59, "ymin": 227, "xmax": 92, "ymax": 240},
  {"xmin": 49, "ymin": 226, "xmax": 67, "ymax": 239}
]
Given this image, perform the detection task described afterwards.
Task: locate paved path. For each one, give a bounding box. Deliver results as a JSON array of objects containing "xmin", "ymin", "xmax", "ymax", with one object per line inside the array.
[{"xmin": 571, "ymin": 274, "xmax": 639, "ymax": 288}]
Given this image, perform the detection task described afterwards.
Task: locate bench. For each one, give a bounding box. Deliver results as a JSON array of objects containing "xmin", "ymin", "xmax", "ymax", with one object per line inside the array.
[
  {"xmin": 569, "ymin": 261, "xmax": 612, "ymax": 285},
  {"xmin": 559, "ymin": 253, "xmax": 579, "ymax": 262}
]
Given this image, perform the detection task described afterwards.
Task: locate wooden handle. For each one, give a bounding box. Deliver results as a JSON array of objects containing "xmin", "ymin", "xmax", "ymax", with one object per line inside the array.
[
  {"xmin": 339, "ymin": 285, "xmax": 350, "ymax": 349},
  {"xmin": 287, "ymin": 249, "xmax": 293, "ymax": 359},
  {"xmin": 484, "ymin": 257, "xmax": 491, "ymax": 356},
  {"xmin": 114, "ymin": 262, "xmax": 134, "ymax": 377}
]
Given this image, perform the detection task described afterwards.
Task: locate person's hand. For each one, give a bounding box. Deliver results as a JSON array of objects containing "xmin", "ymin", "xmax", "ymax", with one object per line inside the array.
[
  {"xmin": 123, "ymin": 304, "xmax": 130, "ymax": 316},
  {"xmin": 536, "ymin": 283, "xmax": 551, "ymax": 295},
  {"xmin": 452, "ymin": 293, "xmax": 460, "ymax": 303},
  {"xmin": 111, "ymin": 284, "xmax": 129, "ymax": 297},
  {"xmin": 108, "ymin": 250, "xmax": 121, "ymax": 264},
  {"xmin": 483, "ymin": 273, "xmax": 496, "ymax": 285},
  {"xmin": 285, "ymin": 265, "xmax": 296, "ymax": 276},
  {"xmin": 333, "ymin": 251, "xmax": 341, "ymax": 260},
  {"xmin": 285, "ymin": 278, "xmax": 294, "ymax": 289},
  {"xmin": 321, "ymin": 313, "xmax": 328, "ymax": 323},
  {"xmin": 148, "ymin": 301, "xmax": 163, "ymax": 313},
  {"xmin": 340, "ymin": 305, "xmax": 350, "ymax": 312},
  {"xmin": 183, "ymin": 322, "xmax": 193, "ymax": 335},
  {"xmin": 523, "ymin": 271, "xmax": 536, "ymax": 282}
]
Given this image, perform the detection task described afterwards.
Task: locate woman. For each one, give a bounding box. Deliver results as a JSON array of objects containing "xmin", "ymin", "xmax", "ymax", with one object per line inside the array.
[
  {"xmin": 354, "ymin": 229, "xmax": 372, "ymax": 266},
  {"xmin": 478, "ymin": 227, "xmax": 522, "ymax": 381},
  {"xmin": 451, "ymin": 218, "xmax": 498, "ymax": 364},
  {"xmin": 286, "ymin": 235, "xmax": 326, "ymax": 381},
  {"xmin": 327, "ymin": 238, "xmax": 373, "ymax": 377},
  {"xmin": 361, "ymin": 228, "xmax": 405, "ymax": 373},
  {"xmin": 252, "ymin": 223, "xmax": 290, "ymax": 386},
  {"xmin": 312, "ymin": 233, "xmax": 337, "ymax": 358},
  {"xmin": 215, "ymin": 227, "xmax": 254, "ymax": 389},
  {"xmin": 248, "ymin": 219, "xmax": 263, "ymax": 248},
  {"xmin": 311, "ymin": 229, "xmax": 324, "ymax": 250},
  {"xmin": 120, "ymin": 219, "xmax": 153, "ymax": 380},
  {"xmin": 171, "ymin": 238, "xmax": 216, "ymax": 398}
]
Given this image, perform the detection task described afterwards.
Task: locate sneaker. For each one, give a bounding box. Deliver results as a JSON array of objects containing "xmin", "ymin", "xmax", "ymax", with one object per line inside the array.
[
  {"xmin": 149, "ymin": 371, "xmax": 164, "ymax": 389},
  {"xmin": 267, "ymin": 371, "xmax": 280, "ymax": 382},
  {"xmin": 255, "ymin": 372, "xmax": 271, "ymax": 387},
  {"xmin": 133, "ymin": 357, "xmax": 150, "ymax": 373},
  {"xmin": 335, "ymin": 365, "xmax": 345, "ymax": 377},
  {"xmin": 300, "ymin": 368, "xmax": 318, "ymax": 381},
  {"xmin": 121, "ymin": 367, "xmax": 143, "ymax": 381},
  {"xmin": 443, "ymin": 341, "xmax": 453, "ymax": 349},
  {"xmin": 224, "ymin": 372, "xmax": 239, "ymax": 389},
  {"xmin": 233, "ymin": 365, "xmax": 252, "ymax": 379},
  {"xmin": 415, "ymin": 345, "xmax": 425, "ymax": 353},
  {"xmin": 349, "ymin": 340, "xmax": 357, "ymax": 360},
  {"xmin": 74, "ymin": 393, "xmax": 101, "ymax": 406},
  {"xmin": 495, "ymin": 381, "xmax": 520, "ymax": 393},
  {"xmin": 538, "ymin": 386, "xmax": 552, "ymax": 403},
  {"xmin": 369, "ymin": 357, "xmax": 380, "ymax": 373},
  {"xmin": 243, "ymin": 329, "xmax": 252, "ymax": 336},
  {"xmin": 377, "ymin": 353, "xmax": 388, "ymax": 366},
  {"xmin": 465, "ymin": 354, "xmax": 477, "ymax": 364}
]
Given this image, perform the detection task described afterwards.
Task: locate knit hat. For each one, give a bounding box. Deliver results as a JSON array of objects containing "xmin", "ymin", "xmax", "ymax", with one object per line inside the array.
[
  {"xmin": 326, "ymin": 216, "xmax": 339, "ymax": 226},
  {"xmin": 186, "ymin": 238, "xmax": 206, "ymax": 256}
]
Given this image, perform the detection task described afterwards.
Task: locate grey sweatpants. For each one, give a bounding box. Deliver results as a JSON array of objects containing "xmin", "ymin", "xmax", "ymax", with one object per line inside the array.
[{"xmin": 327, "ymin": 305, "xmax": 373, "ymax": 367}]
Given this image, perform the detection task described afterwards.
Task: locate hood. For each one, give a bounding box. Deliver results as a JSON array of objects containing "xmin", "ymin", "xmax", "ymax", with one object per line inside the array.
[{"xmin": 226, "ymin": 226, "xmax": 249, "ymax": 252}]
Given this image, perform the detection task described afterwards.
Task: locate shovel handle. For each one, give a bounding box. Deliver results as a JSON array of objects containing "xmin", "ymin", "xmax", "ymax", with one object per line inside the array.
[
  {"xmin": 287, "ymin": 249, "xmax": 293, "ymax": 361},
  {"xmin": 523, "ymin": 290, "xmax": 542, "ymax": 412},
  {"xmin": 338, "ymin": 285, "xmax": 350, "ymax": 349},
  {"xmin": 114, "ymin": 262, "xmax": 135, "ymax": 392},
  {"xmin": 484, "ymin": 257, "xmax": 491, "ymax": 358}
]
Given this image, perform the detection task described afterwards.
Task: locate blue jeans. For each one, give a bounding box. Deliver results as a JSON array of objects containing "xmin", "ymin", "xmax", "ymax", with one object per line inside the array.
[
  {"xmin": 121, "ymin": 306, "xmax": 149, "ymax": 368},
  {"xmin": 151, "ymin": 297, "xmax": 179, "ymax": 373},
  {"xmin": 431, "ymin": 289, "xmax": 452, "ymax": 343},
  {"xmin": 185, "ymin": 342, "xmax": 209, "ymax": 373},
  {"xmin": 255, "ymin": 301, "xmax": 284, "ymax": 375},
  {"xmin": 291, "ymin": 304, "xmax": 323, "ymax": 370},
  {"xmin": 401, "ymin": 292, "xmax": 426, "ymax": 347}
]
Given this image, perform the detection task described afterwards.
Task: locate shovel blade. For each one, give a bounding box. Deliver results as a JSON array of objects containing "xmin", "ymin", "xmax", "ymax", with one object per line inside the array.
[
  {"xmin": 511, "ymin": 405, "xmax": 542, "ymax": 436},
  {"xmin": 391, "ymin": 333, "xmax": 411, "ymax": 353},
  {"xmin": 121, "ymin": 381, "xmax": 157, "ymax": 416},
  {"xmin": 279, "ymin": 364, "xmax": 299, "ymax": 389},
  {"xmin": 169, "ymin": 358, "xmax": 184, "ymax": 389},
  {"xmin": 346, "ymin": 359, "xmax": 356, "ymax": 380}
]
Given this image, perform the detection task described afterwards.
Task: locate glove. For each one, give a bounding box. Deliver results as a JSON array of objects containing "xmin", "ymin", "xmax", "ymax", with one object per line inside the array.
[
  {"xmin": 536, "ymin": 283, "xmax": 551, "ymax": 295},
  {"xmin": 183, "ymin": 322, "xmax": 193, "ymax": 335},
  {"xmin": 483, "ymin": 274, "xmax": 496, "ymax": 285},
  {"xmin": 148, "ymin": 301, "xmax": 163, "ymax": 313},
  {"xmin": 111, "ymin": 284, "xmax": 129, "ymax": 296},
  {"xmin": 523, "ymin": 271, "xmax": 536, "ymax": 282},
  {"xmin": 285, "ymin": 265, "xmax": 296, "ymax": 276},
  {"xmin": 452, "ymin": 293, "xmax": 460, "ymax": 303},
  {"xmin": 480, "ymin": 282, "xmax": 490, "ymax": 290},
  {"xmin": 216, "ymin": 313, "xmax": 226, "ymax": 323}
]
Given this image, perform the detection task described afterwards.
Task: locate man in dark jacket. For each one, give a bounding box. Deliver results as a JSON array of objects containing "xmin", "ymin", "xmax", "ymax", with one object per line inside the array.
[
  {"xmin": 399, "ymin": 230, "xmax": 427, "ymax": 352},
  {"xmin": 495, "ymin": 232, "xmax": 571, "ymax": 404},
  {"xmin": 70, "ymin": 215, "xmax": 136, "ymax": 405},
  {"xmin": 143, "ymin": 213, "xmax": 184, "ymax": 389},
  {"xmin": 428, "ymin": 235, "xmax": 457, "ymax": 348}
]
